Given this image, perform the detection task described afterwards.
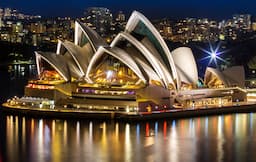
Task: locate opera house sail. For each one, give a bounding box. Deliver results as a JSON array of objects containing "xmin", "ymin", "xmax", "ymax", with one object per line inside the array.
[{"xmin": 18, "ymin": 11, "xmax": 247, "ymax": 112}]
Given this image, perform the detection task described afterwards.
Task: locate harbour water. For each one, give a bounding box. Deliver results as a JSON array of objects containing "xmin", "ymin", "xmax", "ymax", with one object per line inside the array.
[
  {"xmin": 1, "ymin": 113, "xmax": 256, "ymax": 162},
  {"xmin": 1, "ymin": 64, "xmax": 256, "ymax": 162}
]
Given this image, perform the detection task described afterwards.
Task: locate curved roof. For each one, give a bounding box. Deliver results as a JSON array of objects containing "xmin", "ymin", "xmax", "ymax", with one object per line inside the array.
[
  {"xmin": 223, "ymin": 66, "xmax": 245, "ymax": 88},
  {"xmin": 171, "ymin": 47, "xmax": 198, "ymax": 86},
  {"xmin": 133, "ymin": 57, "xmax": 164, "ymax": 86},
  {"xmin": 125, "ymin": 11, "xmax": 179, "ymax": 88},
  {"xmin": 86, "ymin": 46, "xmax": 147, "ymax": 84},
  {"xmin": 37, "ymin": 21, "xmax": 108, "ymax": 82},
  {"xmin": 35, "ymin": 51, "xmax": 70, "ymax": 81},
  {"xmin": 57, "ymin": 40, "xmax": 94, "ymax": 76},
  {"xmin": 111, "ymin": 32, "xmax": 174, "ymax": 88},
  {"xmin": 247, "ymin": 56, "xmax": 256, "ymax": 69},
  {"xmin": 56, "ymin": 40, "xmax": 67, "ymax": 55},
  {"xmin": 204, "ymin": 66, "xmax": 245, "ymax": 88},
  {"xmin": 56, "ymin": 41, "xmax": 85, "ymax": 79},
  {"xmin": 204, "ymin": 67, "xmax": 227, "ymax": 88},
  {"xmin": 35, "ymin": 12, "xmax": 208, "ymax": 91},
  {"xmin": 74, "ymin": 21, "xmax": 107, "ymax": 51}
]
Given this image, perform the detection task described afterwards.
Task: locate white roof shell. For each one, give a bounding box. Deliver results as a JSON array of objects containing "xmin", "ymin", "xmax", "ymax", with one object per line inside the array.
[{"xmin": 172, "ymin": 47, "xmax": 198, "ymax": 86}]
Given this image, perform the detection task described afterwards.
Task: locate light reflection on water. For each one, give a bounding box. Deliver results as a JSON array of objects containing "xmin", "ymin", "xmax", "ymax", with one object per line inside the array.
[
  {"xmin": 0, "ymin": 64, "xmax": 37, "ymax": 104},
  {"xmin": 1, "ymin": 63, "xmax": 256, "ymax": 161},
  {"xmin": 8, "ymin": 64, "xmax": 36, "ymax": 79},
  {"xmin": 3, "ymin": 64, "xmax": 255, "ymax": 161},
  {"xmin": 1, "ymin": 113, "xmax": 256, "ymax": 162}
]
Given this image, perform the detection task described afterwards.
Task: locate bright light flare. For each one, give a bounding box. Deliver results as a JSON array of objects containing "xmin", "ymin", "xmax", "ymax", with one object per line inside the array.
[
  {"xmin": 211, "ymin": 52, "xmax": 216, "ymax": 59},
  {"xmin": 198, "ymin": 42, "xmax": 228, "ymax": 67},
  {"xmin": 106, "ymin": 70, "xmax": 113, "ymax": 80}
]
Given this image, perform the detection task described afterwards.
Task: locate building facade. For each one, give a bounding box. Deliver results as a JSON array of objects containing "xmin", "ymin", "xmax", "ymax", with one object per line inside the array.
[{"xmin": 24, "ymin": 11, "xmax": 246, "ymax": 112}]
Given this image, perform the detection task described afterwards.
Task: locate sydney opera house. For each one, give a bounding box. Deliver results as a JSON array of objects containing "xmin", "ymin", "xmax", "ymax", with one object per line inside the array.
[{"xmin": 21, "ymin": 11, "xmax": 246, "ymax": 112}]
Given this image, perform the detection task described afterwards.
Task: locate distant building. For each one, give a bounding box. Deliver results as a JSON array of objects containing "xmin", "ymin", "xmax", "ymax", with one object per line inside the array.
[
  {"xmin": 0, "ymin": 7, "xmax": 41, "ymax": 20},
  {"xmin": 84, "ymin": 7, "xmax": 113, "ymax": 37},
  {"xmin": 4, "ymin": 8, "xmax": 11, "ymax": 19},
  {"xmin": 0, "ymin": 8, "xmax": 3, "ymax": 18},
  {"xmin": 153, "ymin": 18, "xmax": 172, "ymax": 40},
  {"xmin": 12, "ymin": 22, "xmax": 23, "ymax": 33},
  {"xmin": 30, "ymin": 22, "xmax": 46, "ymax": 34},
  {"xmin": 0, "ymin": 17, "xmax": 3, "ymax": 28},
  {"xmin": 116, "ymin": 11, "xmax": 125, "ymax": 22},
  {"xmin": 252, "ymin": 22, "xmax": 256, "ymax": 31},
  {"xmin": 232, "ymin": 14, "xmax": 251, "ymax": 30}
]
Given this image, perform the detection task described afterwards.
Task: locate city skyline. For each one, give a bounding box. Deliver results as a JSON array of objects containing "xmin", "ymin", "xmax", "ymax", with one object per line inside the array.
[{"xmin": 1, "ymin": 0, "xmax": 256, "ymax": 19}]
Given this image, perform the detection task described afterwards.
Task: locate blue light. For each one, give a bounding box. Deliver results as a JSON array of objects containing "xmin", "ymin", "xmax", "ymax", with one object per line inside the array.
[
  {"xmin": 198, "ymin": 42, "xmax": 228, "ymax": 67},
  {"xmin": 211, "ymin": 51, "xmax": 216, "ymax": 58}
]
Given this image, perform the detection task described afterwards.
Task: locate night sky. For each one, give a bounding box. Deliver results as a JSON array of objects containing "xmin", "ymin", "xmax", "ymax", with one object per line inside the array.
[{"xmin": 1, "ymin": 0, "xmax": 255, "ymax": 19}]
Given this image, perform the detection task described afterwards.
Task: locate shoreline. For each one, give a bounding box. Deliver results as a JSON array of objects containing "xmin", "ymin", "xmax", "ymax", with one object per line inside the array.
[{"xmin": 2, "ymin": 102, "xmax": 256, "ymax": 121}]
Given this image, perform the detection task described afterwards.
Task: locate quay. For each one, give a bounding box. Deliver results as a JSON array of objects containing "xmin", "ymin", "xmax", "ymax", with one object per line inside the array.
[{"xmin": 2, "ymin": 102, "xmax": 256, "ymax": 121}]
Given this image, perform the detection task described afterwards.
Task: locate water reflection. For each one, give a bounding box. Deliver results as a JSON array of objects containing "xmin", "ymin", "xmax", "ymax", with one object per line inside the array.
[
  {"xmin": 1, "ymin": 113, "xmax": 256, "ymax": 162},
  {"xmin": 8, "ymin": 64, "xmax": 36, "ymax": 79},
  {"xmin": 0, "ymin": 64, "xmax": 37, "ymax": 104}
]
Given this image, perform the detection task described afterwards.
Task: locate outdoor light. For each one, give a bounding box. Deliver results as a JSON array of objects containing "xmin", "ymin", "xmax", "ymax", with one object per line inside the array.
[
  {"xmin": 199, "ymin": 42, "xmax": 228, "ymax": 67},
  {"xmin": 106, "ymin": 70, "xmax": 113, "ymax": 80},
  {"xmin": 211, "ymin": 51, "xmax": 216, "ymax": 58}
]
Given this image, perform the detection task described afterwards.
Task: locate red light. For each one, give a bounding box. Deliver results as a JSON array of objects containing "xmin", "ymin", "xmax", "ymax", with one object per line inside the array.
[
  {"xmin": 146, "ymin": 123, "xmax": 150, "ymax": 137},
  {"xmin": 163, "ymin": 121, "xmax": 167, "ymax": 138}
]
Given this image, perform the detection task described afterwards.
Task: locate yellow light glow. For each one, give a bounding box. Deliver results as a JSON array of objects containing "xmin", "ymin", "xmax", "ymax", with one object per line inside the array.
[{"xmin": 118, "ymin": 70, "xmax": 123, "ymax": 76}]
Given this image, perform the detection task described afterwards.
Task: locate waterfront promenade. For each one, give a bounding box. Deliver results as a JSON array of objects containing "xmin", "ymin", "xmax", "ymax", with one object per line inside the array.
[{"xmin": 2, "ymin": 101, "xmax": 256, "ymax": 121}]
